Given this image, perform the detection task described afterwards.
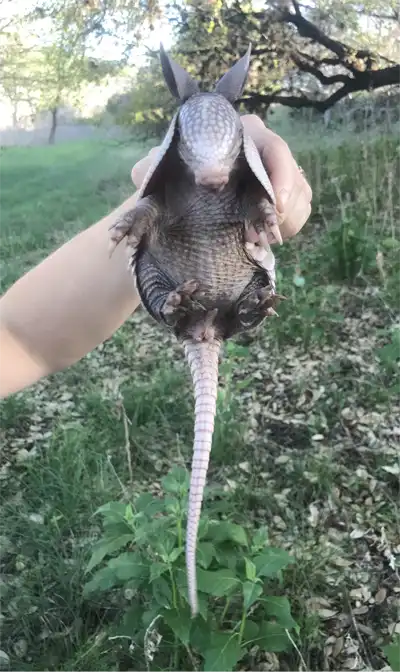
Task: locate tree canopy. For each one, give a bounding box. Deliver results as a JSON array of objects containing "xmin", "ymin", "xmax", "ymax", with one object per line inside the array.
[
  {"xmin": 168, "ymin": 0, "xmax": 399, "ymax": 113},
  {"xmin": 0, "ymin": 0, "xmax": 161, "ymax": 140},
  {"xmin": 0, "ymin": 0, "xmax": 398, "ymax": 140}
]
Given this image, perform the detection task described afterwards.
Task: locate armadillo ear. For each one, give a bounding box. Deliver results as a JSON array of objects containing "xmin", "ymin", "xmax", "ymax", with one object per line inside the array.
[
  {"xmin": 214, "ymin": 44, "xmax": 252, "ymax": 103},
  {"xmin": 160, "ymin": 43, "xmax": 200, "ymax": 102}
]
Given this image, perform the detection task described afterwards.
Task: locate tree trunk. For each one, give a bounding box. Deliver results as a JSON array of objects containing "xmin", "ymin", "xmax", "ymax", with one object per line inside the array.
[
  {"xmin": 48, "ymin": 107, "xmax": 58, "ymax": 144},
  {"xmin": 12, "ymin": 103, "xmax": 18, "ymax": 128}
]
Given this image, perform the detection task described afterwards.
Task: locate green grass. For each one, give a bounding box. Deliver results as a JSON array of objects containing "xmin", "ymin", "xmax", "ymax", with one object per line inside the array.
[{"xmin": 0, "ymin": 126, "xmax": 399, "ymax": 671}]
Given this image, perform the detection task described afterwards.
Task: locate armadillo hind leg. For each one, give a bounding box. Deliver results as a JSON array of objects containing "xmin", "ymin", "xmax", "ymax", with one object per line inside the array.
[
  {"xmin": 162, "ymin": 281, "xmax": 220, "ymax": 342},
  {"xmin": 227, "ymin": 282, "xmax": 286, "ymax": 336},
  {"xmin": 162, "ymin": 279, "xmax": 202, "ymax": 322},
  {"xmin": 108, "ymin": 195, "xmax": 161, "ymax": 256}
]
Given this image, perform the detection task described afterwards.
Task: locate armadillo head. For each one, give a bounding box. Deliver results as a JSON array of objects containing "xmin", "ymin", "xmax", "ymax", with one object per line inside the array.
[
  {"xmin": 177, "ymin": 93, "xmax": 242, "ymax": 189},
  {"xmin": 159, "ymin": 43, "xmax": 252, "ymax": 190}
]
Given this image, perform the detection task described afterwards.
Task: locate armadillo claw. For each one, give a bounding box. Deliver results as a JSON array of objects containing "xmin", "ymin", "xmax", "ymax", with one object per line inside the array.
[
  {"xmin": 250, "ymin": 219, "xmax": 282, "ymax": 248},
  {"xmin": 257, "ymin": 197, "xmax": 283, "ymax": 245},
  {"xmin": 162, "ymin": 279, "xmax": 203, "ymax": 324},
  {"xmin": 178, "ymin": 279, "xmax": 200, "ymax": 299},
  {"xmin": 258, "ymin": 230, "xmax": 270, "ymax": 251},
  {"xmin": 163, "ymin": 291, "xmax": 181, "ymax": 315},
  {"xmin": 257, "ymin": 221, "xmax": 282, "ymax": 247},
  {"xmin": 108, "ymin": 196, "xmax": 160, "ymax": 254},
  {"xmin": 235, "ymin": 286, "xmax": 283, "ymax": 331},
  {"xmin": 268, "ymin": 222, "xmax": 283, "ymax": 245},
  {"xmin": 108, "ymin": 239, "xmax": 117, "ymax": 259}
]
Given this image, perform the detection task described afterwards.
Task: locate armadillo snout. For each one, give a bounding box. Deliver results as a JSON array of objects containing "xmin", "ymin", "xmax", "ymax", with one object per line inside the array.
[{"xmin": 194, "ymin": 167, "xmax": 230, "ymax": 190}]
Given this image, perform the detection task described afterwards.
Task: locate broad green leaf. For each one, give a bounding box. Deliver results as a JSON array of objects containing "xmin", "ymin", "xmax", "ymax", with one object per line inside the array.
[
  {"xmin": 152, "ymin": 576, "xmax": 173, "ymax": 607},
  {"xmin": 85, "ymin": 534, "xmax": 133, "ymax": 574},
  {"xmin": 256, "ymin": 621, "xmax": 291, "ymax": 652},
  {"xmin": 162, "ymin": 606, "xmax": 192, "ymax": 645},
  {"xmin": 242, "ymin": 620, "xmax": 259, "ymax": 644},
  {"xmin": 108, "ymin": 552, "xmax": 149, "ymax": 582},
  {"xmin": 196, "ymin": 568, "xmax": 240, "ymax": 597},
  {"xmin": 252, "ymin": 526, "xmax": 269, "ymax": 551},
  {"xmin": 119, "ymin": 604, "xmax": 142, "ymax": 636},
  {"xmin": 254, "ymin": 547, "xmax": 294, "ymax": 578},
  {"xmin": 243, "ymin": 581, "xmax": 263, "ymax": 610},
  {"xmin": 93, "ymin": 501, "xmax": 127, "ymax": 521},
  {"xmin": 262, "ymin": 596, "xmax": 298, "ymax": 630},
  {"xmin": 244, "ymin": 557, "xmax": 257, "ymax": 581},
  {"xmin": 203, "ymin": 633, "xmax": 242, "ymax": 671},
  {"xmin": 156, "ymin": 533, "xmax": 176, "ymax": 558},
  {"xmin": 124, "ymin": 503, "xmax": 134, "ymax": 522},
  {"xmin": 169, "ymin": 547, "xmax": 183, "ymax": 563},
  {"xmin": 161, "ymin": 467, "xmax": 189, "ymax": 494},
  {"xmin": 197, "ymin": 542, "xmax": 216, "ymax": 569},
  {"xmin": 165, "ymin": 495, "xmax": 180, "ymax": 514},
  {"xmin": 214, "ymin": 547, "xmax": 238, "ymax": 572},
  {"xmin": 139, "ymin": 516, "xmax": 173, "ymax": 543},
  {"xmin": 198, "ymin": 516, "xmax": 209, "ymax": 540},
  {"xmin": 134, "ymin": 493, "xmax": 165, "ymax": 517},
  {"xmin": 190, "ymin": 618, "xmax": 212, "ymax": 650},
  {"xmin": 102, "ymin": 521, "xmax": 133, "ymax": 537},
  {"xmin": 142, "ymin": 605, "xmax": 159, "ymax": 629},
  {"xmin": 174, "ymin": 569, "xmax": 208, "ymax": 620},
  {"xmin": 83, "ymin": 566, "xmax": 118, "ymax": 596},
  {"xmin": 207, "ymin": 522, "xmax": 248, "ymax": 547},
  {"xmin": 150, "ymin": 562, "xmax": 168, "ymax": 582},
  {"xmin": 383, "ymin": 636, "xmax": 400, "ymax": 672}
]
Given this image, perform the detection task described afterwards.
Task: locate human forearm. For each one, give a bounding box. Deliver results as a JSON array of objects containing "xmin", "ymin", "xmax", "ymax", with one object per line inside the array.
[{"xmin": 0, "ymin": 193, "xmax": 140, "ymax": 398}]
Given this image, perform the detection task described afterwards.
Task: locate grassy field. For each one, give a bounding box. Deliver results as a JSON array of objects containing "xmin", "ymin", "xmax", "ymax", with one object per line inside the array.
[{"xmin": 0, "ymin": 121, "xmax": 399, "ymax": 672}]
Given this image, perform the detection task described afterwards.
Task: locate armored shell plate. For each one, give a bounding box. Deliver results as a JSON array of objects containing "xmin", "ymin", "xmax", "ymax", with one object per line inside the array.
[
  {"xmin": 242, "ymin": 128, "xmax": 276, "ymax": 205},
  {"xmin": 139, "ymin": 110, "xmax": 179, "ymax": 199}
]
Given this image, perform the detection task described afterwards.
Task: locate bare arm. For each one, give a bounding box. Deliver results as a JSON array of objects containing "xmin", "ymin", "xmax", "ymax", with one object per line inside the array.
[{"xmin": 0, "ymin": 193, "xmax": 140, "ymax": 398}]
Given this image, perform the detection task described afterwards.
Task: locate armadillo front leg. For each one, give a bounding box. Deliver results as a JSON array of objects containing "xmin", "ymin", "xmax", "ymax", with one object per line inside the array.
[
  {"xmin": 242, "ymin": 189, "xmax": 283, "ymax": 248},
  {"xmin": 108, "ymin": 196, "xmax": 160, "ymax": 255}
]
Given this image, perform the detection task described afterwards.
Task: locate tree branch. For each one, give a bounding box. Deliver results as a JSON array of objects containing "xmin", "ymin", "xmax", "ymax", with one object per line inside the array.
[
  {"xmin": 291, "ymin": 52, "xmax": 350, "ymax": 85},
  {"xmin": 240, "ymin": 64, "xmax": 400, "ymax": 113},
  {"xmin": 281, "ymin": 5, "xmax": 349, "ymax": 61}
]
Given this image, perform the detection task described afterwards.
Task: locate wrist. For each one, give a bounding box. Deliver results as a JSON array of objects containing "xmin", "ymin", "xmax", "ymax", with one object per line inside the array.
[{"xmin": 0, "ymin": 326, "xmax": 47, "ymax": 398}]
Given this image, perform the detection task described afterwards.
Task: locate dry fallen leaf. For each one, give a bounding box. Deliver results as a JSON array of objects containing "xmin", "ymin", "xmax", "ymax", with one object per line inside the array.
[
  {"xmin": 318, "ymin": 608, "xmax": 338, "ymax": 619},
  {"xmin": 375, "ymin": 587, "xmax": 387, "ymax": 604}
]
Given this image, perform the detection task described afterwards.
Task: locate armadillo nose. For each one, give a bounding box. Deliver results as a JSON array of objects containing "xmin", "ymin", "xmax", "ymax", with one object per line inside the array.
[{"xmin": 195, "ymin": 168, "xmax": 230, "ymax": 190}]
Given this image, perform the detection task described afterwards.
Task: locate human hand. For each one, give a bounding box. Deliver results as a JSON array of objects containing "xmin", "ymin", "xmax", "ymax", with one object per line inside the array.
[{"xmin": 131, "ymin": 114, "xmax": 312, "ymax": 243}]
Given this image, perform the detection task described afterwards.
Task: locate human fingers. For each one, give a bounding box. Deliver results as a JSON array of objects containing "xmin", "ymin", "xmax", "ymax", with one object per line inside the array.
[
  {"xmin": 241, "ymin": 114, "xmax": 312, "ymax": 240},
  {"xmin": 277, "ymin": 179, "xmax": 312, "ymax": 240},
  {"xmin": 131, "ymin": 146, "xmax": 161, "ymax": 189}
]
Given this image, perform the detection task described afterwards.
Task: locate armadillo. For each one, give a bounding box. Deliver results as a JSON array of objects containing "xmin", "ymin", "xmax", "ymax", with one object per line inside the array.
[{"xmin": 109, "ymin": 44, "xmax": 285, "ymax": 616}]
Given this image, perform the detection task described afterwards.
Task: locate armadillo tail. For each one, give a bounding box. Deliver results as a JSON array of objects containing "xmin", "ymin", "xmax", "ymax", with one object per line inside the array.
[{"xmin": 183, "ymin": 338, "xmax": 221, "ymax": 617}]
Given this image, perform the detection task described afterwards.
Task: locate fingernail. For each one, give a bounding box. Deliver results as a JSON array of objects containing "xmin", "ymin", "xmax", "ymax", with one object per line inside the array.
[{"xmin": 278, "ymin": 188, "xmax": 289, "ymax": 213}]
